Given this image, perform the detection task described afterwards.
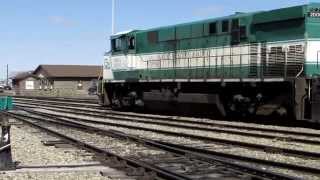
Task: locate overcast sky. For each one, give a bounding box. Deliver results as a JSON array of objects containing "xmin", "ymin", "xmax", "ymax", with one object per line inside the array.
[{"xmin": 0, "ymin": 0, "xmax": 317, "ymax": 79}]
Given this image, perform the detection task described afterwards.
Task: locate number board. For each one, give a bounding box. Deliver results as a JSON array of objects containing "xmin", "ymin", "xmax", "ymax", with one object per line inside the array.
[{"xmin": 308, "ymin": 8, "xmax": 320, "ymax": 17}]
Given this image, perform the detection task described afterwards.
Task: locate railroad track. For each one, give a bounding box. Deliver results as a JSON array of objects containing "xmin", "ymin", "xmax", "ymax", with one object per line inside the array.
[
  {"xmin": 5, "ymin": 111, "xmax": 298, "ymax": 180},
  {"xmin": 15, "ymin": 107, "xmax": 320, "ymax": 159},
  {"xmin": 13, "ymin": 96, "xmax": 98, "ymax": 104},
  {"xmin": 18, "ymin": 104, "xmax": 320, "ymax": 146},
  {"xmin": 13, "ymin": 97, "xmax": 320, "ymax": 178},
  {"xmin": 14, "ymin": 98, "xmax": 320, "ymax": 141},
  {"xmin": 8, "ymin": 108, "xmax": 320, "ymax": 178},
  {"xmin": 14, "ymin": 97, "xmax": 103, "ymax": 110},
  {"xmin": 14, "ymin": 100, "xmax": 320, "ymax": 148}
]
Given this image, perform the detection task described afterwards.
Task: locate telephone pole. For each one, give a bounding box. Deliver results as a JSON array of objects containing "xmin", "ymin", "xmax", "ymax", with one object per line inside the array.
[
  {"xmin": 112, "ymin": 0, "xmax": 116, "ymax": 35},
  {"xmin": 6, "ymin": 64, "xmax": 8, "ymax": 86}
]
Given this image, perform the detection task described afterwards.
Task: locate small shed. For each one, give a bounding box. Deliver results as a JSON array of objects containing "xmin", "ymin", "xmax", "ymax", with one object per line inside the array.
[{"xmin": 11, "ymin": 71, "xmax": 38, "ymax": 90}]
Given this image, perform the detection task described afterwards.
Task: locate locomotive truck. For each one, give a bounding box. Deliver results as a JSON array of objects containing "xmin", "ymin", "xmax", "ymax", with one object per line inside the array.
[{"xmin": 98, "ymin": 3, "xmax": 320, "ymax": 123}]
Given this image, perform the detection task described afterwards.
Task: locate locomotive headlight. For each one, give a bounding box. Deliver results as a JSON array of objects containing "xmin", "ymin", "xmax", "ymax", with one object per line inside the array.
[
  {"xmin": 104, "ymin": 56, "xmax": 112, "ymax": 69},
  {"xmin": 105, "ymin": 61, "xmax": 111, "ymax": 69}
]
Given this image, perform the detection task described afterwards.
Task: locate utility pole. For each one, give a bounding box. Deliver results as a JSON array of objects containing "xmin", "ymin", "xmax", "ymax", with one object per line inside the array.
[{"xmin": 112, "ymin": 0, "xmax": 116, "ymax": 35}]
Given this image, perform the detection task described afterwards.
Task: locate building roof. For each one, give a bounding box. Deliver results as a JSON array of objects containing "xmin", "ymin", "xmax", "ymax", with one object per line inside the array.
[
  {"xmin": 33, "ymin": 65, "xmax": 103, "ymax": 78},
  {"xmin": 11, "ymin": 71, "xmax": 35, "ymax": 81}
]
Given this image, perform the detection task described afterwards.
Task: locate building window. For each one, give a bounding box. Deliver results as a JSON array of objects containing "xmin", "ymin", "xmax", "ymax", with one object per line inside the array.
[
  {"xmin": 77, "ymin": 81, "xmax": 83, "ymax": 90},
  {"xmin": 222, "ymin": 20, "xmax": 229, "ymax": 33},
  {"xmin": 25, "ymin": 81, "xmax": 34, "ymax": 90},
  {"xmin": 209, "ymin": 22, "xmax": 217, "ymax": 34}
]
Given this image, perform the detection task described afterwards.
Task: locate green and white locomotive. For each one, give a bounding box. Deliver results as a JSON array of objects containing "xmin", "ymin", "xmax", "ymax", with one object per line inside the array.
[{"xmin": 99, "ymin": 3, "xmax": 320, "ymax": 122}]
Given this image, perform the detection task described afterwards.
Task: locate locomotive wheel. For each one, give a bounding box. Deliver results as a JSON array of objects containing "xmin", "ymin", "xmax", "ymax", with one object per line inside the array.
[{"xmin": 111, "ymin": 92, "xmax": 123, "ymax": 110}]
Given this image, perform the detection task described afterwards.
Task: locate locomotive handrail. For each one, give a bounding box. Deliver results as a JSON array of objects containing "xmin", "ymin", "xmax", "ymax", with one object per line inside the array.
[
  {"xmin": 0, "ymin": 144, "xmax": 10, "ymax": 152},
  {"xmin": 317, "ymin": 50, "xmax": 320, "ymax": 68},
  {"xmin": 296, "ymin": 66, "xmax": 304, "ymax": 78}
]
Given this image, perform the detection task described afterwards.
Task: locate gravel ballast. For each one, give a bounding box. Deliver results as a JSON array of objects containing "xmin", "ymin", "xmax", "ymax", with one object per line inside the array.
[
  {"xmin": 25, "ymin": 109, "xmax": 320, "ymax": 179},
  {"xmin": 0, "ymin": 121, "xmax": 130, "ymax": 180},
  {"xmin": 36, "ymin": 109, "xmax": 320, "ymax": 154}
]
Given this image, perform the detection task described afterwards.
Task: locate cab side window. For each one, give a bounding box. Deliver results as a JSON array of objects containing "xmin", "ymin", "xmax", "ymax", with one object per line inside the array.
[
  {"xmin": 240, "ymin": 26, "xmax": 247, "ymax": 39},
  {"xmin": 209, "ymin": 22, "xmax": 217, "ymax": 34},
  {"xmin": 222, "ymin": 20, "xmax": 229, "ymax": 33},
  {"xmin": 129, "ymin": 37, "xmax": 135, "ymax": 49},
  {"xmin": 231, "ymin": 19, "xmax": 239, "ymax": 30},
  {"xmin": 111, "ymin": 38, "xmax": 122, "ymax": 51}
]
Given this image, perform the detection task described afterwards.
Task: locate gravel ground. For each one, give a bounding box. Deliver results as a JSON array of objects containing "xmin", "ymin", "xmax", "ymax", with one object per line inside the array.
[
  {"xmin": 10, "ymin": 125, "xmax": 94, "ymax": 166},
  {"xmin": 32, "ymin": 120, "xmax": 166, "ymax": 158},
  {"xmin": 93, "ymin": 126, "xmax": 320, "ymax": 180},
  {"xmin": 0, "ymin": 122, "xmax": 130, "ymax": 180},
  {"xmin": 25, "ymin": 109, "xmax": 320, "ymax": 179},
  {"xmin": 0, "ymin": 172, "xmax": 111, "ymax": 180},
  {"xmin": 11, "ymin": 106, "xmax": 320, "ymax": 179},
  {"xmin": 94, "ymin": 125, "xmax": 320, "ymax": 169},
  {"xmin": 14, "ymin": 114, "xmax": 288, "ymax": 180}
]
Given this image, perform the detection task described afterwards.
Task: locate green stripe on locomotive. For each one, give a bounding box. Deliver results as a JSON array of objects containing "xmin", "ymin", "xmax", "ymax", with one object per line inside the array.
[
  {"xmin": 113, "ymin": 66, "xmax": 252, "ymax": 81},
  {"xmin": 109, "ymin": 3, "xmax": 320, "ymax": 80}
]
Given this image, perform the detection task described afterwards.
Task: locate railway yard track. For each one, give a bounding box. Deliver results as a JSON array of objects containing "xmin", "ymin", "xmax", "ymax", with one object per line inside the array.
[{"xmin": 5, "ymin": 97, "xmax": 320, "ymax": 179}]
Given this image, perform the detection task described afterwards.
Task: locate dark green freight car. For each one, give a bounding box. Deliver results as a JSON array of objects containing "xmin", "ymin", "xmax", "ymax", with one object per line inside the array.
[{"xmin": 99, "ymin": 3, "xmax": 320, "ymax": 122}]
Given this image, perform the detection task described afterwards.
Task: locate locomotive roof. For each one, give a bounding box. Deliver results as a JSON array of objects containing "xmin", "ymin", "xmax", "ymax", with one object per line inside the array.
[
  {"xmin": 111, "ymin": 30, "xmax": 138, "ymax": 39},
  {"xmin": 137, "ymin": 12, "xmax": 254, "ymax": 34},
  {"xmin": 111, "ymin": 3, "xmax": 320, "ymax": 38}
]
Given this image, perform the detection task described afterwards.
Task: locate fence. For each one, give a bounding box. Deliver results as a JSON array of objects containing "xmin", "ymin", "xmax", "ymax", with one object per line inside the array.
[{"xmin": 14, "ymin": 88, "xmax": 98, "ymax": 99}]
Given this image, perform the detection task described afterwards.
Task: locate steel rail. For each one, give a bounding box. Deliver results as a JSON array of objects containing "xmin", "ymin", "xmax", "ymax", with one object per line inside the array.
[
  {"xmin": 14, "ymin": 101, "xmax": 320, "ymax": 139},
  {"xmin": 7, "ymin": 111, "xmax": 302, "ymax": 179},
  {"xmin": 17, "ymin": 106, "xmax": 320, "ymax": 146},
  {"xmin": 13, "ymin": 96, "xmax": 98, "ymax": 104},
  {"xmin": 13, "ymin": 99, "xmax": 100, "ymax": 109},
  {"xmin": 17, "ymin": 108, "xmax": 320, "ymax": 160}
]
